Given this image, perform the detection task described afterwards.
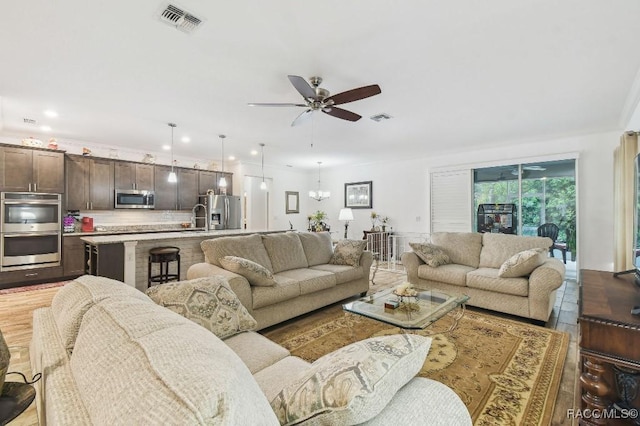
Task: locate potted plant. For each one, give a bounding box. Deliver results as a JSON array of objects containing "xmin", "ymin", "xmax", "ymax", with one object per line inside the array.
[
  {"xmin": 370, "ymin": 212, "xmax": 379, "ymax": 231},
  {"xmin": 309, "ymin": 210, "xmax": 329, "ymax": 232}
]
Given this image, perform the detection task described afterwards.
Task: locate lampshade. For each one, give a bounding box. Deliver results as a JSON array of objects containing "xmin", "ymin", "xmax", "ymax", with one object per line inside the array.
[{"xmin": 339, "ymin": 208, "xmax": 354, "ymax": 221}]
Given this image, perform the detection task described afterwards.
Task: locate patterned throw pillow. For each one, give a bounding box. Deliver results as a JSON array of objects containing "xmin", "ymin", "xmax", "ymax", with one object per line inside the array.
[
  {"xmin": 498, "ymin": 248, "xmax": 546, "ymax": 278},
  {"xmin": 271, "ymin": 334, "xmax": 432, "ymax": 425},
  {"xmin": 329, "ymin": 239, "xmax": 367, "ymax": 266},
  {"xmin": 409, "ymin": 242, "xmax": 451, "ymax": 267},
  {"xmin": 219, "ymin": 256, "xmax": 276, "ymax": 287},
  {"xmin": 145, "ymin": 276, "xmax": 257, "ymax": 339}
]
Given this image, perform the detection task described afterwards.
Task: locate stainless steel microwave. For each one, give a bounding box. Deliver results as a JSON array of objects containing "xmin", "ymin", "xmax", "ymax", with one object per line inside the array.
[{"xmin": 114, "ymin": 189, "xmax": 155, "ymax": 209}]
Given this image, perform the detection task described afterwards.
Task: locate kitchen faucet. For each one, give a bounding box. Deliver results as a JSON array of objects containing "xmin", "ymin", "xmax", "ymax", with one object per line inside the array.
[{"xmin": 191, "ymin": 203, "xmax": 208, "ymax": 231}]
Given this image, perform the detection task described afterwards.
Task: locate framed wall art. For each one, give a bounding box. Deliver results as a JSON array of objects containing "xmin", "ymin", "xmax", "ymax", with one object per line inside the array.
[
  {"xmin": 344, "ymin": 181, "xmax": 372, "ymax": 209},
  {"xmin": 285, "ymin": 191, "xmax": 299, "ymax": 214}
]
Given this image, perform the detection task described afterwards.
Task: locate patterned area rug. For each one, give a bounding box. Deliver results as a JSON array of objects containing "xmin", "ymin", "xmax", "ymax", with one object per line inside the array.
[
  {"xmin": 0, "ymin": 281, "xmax": 67, "ymax": 295},
  {"xmin": 262, "ymin": 303, "xmax": 569, "ymax": 425}
]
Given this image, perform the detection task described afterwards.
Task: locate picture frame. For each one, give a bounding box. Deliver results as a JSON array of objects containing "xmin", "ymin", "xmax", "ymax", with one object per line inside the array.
[
  {"xmin": 285, "ymin": 191, "xmax": 299, "ymax": 214},
  {"xmin": 344, "ymin": 181, "xmax": 373, "ymax": 209}
]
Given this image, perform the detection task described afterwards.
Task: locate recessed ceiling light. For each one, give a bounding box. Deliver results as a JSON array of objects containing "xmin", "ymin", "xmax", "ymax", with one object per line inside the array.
[
  {"xmin": 250, "ymin": 150, "xmax": 258, "ymax": 155},
  {"xmin": 181, "ymin": 136, "xmax": 190, "ymax": 143},
  {"xmin": 162, "ymin": 145, "xmax": 171, "ymax": 150},
  {"xmin": 41, "ymin": 125, "xmax": 52, "ymax": 132},
  {"xmin": 43, "ymin": 110, "xmax": 58, "ymax": 118},
  {"xmin": 228, "ymin": 155, "xmax": 235, "ymax": 161}
]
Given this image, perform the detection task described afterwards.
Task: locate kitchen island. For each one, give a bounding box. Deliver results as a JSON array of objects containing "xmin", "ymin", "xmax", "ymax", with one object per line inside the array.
[{"xmin": 81, "ymin": 229, "xmax": 287, "ymax": 291}]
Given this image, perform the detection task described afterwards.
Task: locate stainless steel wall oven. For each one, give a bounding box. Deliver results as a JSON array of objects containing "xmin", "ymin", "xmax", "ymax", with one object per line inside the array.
[{"xmin": 1, "ymin": 192, "xmax": 61, "ymax": 271}]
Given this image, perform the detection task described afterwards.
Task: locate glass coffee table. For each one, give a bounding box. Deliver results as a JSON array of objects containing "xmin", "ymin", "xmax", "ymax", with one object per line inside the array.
[{"xmin": 343, "ymin": 287, "xmax": 469, "ymax": 331}]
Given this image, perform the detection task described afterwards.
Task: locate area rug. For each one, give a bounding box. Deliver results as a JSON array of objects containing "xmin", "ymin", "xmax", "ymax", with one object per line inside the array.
[
  {"xmin": 262, "ymin": 303, "xmax": 569, "ymax": 426},
  {"xmin": 0, "ymin": 281, "xmax": 68, "ymax": 295}
]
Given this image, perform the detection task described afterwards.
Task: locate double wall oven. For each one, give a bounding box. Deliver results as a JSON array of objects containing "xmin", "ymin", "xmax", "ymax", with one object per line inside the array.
[{"xmin": 1, "ymin": 192, "xmax": 61, "ymax": 271}]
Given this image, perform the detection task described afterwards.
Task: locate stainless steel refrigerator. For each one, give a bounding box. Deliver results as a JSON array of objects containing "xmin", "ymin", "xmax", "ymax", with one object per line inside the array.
[{"xmin": 198, "ymin": 194, "xmax": 241, "ymax": 230}]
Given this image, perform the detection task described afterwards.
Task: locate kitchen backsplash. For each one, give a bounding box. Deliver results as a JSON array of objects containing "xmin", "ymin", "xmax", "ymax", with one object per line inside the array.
[{"xmin": 72, "ymin": 210, "xmax": 192, "ymax": 227}]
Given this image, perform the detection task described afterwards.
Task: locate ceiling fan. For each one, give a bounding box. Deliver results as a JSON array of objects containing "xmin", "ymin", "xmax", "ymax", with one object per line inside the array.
[{"xmin": 248, "ymin": 75, "xmax": 381, "ymax": 126}]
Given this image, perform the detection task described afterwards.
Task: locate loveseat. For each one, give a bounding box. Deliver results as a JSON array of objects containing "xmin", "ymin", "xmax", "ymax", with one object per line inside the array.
[
  {"xmin": 30, "ymin": 274, "xmax": 472, "ymax": 425},
  {"xmin": 187, "ymin": 231, "xmax": 373, "ymax": 329},
  {"xmin": 402, "ymin": 232, "xmax": 566, "ymax": 322}
]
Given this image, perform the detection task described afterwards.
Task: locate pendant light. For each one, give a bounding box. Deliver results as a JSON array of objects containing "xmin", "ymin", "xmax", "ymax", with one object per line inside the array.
[
  {"xmin": 309, "ymin": 161, "xmax": 330, "ymax": 201},
  {"xmin": 259, "ymin": 143, "xmax": 267, "ymax": 190},
  {"xmin": 218, "ymin": 134, "xmax": 227, "ymax": 189},
  {"xmin": 167, "ymin": 123, "xmax": 177, "ymax": 183}
]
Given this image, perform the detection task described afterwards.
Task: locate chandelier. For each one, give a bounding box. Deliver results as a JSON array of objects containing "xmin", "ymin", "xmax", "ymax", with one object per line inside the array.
[{"xmin": 309, "ymin": 161, "xmax": 330, "ymax": 201}]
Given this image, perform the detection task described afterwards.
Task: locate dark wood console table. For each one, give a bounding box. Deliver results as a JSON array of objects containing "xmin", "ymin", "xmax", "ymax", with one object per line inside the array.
[{"xmin": 579, "ymin": 269, "xmax": 640, "ymax": 425}]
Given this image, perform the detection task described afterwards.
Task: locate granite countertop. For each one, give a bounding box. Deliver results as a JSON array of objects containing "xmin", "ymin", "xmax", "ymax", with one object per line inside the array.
[{"xmin": 80, "ymin": 229, "xmax": 287, "ymax": 244}]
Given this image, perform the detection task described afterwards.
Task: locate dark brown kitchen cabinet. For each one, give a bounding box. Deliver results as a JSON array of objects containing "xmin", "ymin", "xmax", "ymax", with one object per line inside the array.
[
  {"xmin": 65, "ymin": 155, "xmax": 114, "ymax": 210},
  {"xmin": 1, "ymin": 146, "xmax": 64, "ymax": 193},
  {"xmin": 63, "ymin": 235, "xmax": 85, "ymax": 277},
  {"xmin": 154, "ymin": 165, "xmax": 178, "ymax": 210},
  {"xmin": 198, "ymin": 170, "xmax": 233, "ymax": 196},
  {"xmin": 177, "ymin": 168, "xmax": 199, "ymax": 210},
  {"xmin": 114, "ymin": 161, "xmax": 154, "ymax": 190}
]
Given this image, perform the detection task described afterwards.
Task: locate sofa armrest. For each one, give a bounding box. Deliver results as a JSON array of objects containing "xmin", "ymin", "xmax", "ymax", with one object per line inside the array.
[
  {"xmin": 186, "ymin": 263, "xmax": 253, "ymax": 313},
  {"xmin": 528, "ymin": 258, "xmax": 566, "ymax": 321},
  {"xmin": 401, "ymin": 252, "xmax": 424, "ymax": 283},
  {"xmin": 360, "ymin": 250, "xmax": 374, "ymax": 271}
]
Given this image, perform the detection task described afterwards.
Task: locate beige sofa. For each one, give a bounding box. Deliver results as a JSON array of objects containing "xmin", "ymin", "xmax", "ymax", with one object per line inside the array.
[
  {"xmin": 187, "ymin": 232, "xmax": 373, "ymax": 329},
  {"xmin": 402, "ymin": 232, "xmax": 566, "ymax": 322},
  {"xmin": 30, "ymin": 275, "xmax": 472, "ymax": 425}
]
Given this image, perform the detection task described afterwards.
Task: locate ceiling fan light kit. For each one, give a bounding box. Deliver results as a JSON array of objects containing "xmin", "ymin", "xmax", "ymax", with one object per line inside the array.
[{"xmin": 249, "ymin": 75, "xmax": 381, "ymax": 127}]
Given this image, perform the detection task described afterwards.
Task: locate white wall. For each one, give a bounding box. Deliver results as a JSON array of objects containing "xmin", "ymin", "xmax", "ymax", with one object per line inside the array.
[{"xmin": 279, "ymin": 131, "xmax": 619, "ymax": 271}]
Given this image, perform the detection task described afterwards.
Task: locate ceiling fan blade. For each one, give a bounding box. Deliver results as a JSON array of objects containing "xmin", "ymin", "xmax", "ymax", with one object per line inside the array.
[
  {"xmin": 322, "ymin": 107, "xmax": 361, "ymax": 122},
  {"xmin": 288, "ymin": 75, "xmax": 317, "ymax": 100},
  {"xmin": 325, "ymin": 84, "xmax": 381, "ymax": 106},
  {"xmin": 291, "ymin": 109, "xmax": 313, "ymax": 127},
  {"xmin": 248, "ymin": 102, "xmax": 307, "ymax": 107}
]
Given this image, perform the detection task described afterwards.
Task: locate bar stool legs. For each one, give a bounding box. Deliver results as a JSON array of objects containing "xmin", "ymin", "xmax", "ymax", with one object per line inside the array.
[{"xmin": 148, "ymin": 247, "xmax": 181, "ymax": 288}]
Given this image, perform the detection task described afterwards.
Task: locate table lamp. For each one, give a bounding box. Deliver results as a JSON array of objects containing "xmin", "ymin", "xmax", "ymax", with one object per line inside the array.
[{"xmin": 338, "ymin": 208, "xmax": 354, "ymax": 239}]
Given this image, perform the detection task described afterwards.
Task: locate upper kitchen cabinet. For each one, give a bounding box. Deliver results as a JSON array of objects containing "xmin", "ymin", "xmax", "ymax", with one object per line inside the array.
[
  {"xmin": 177, "ymin": 168, "xmax": 198, "ymax": 210},
  {"xmin": 114, "ymin": 161, "xmax": 154, "ymax": 190},
  {"xmin": 198, "ymin": 170, "xmax": 233, "ymax": 196},
  {"xmin": 65, "ymin": 155, "xmax": 114, "ymax": 210},
  {"xmin": 0, "ymin": 146, "xmax": 64, "ymax": 193},
  {"xmin": 153, "ymin": 165, "xmax": 177, "ymax": 210}
]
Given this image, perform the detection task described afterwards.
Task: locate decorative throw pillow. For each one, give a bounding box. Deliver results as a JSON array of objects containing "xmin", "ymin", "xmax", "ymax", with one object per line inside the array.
[
  {"xmin": 145, "ymin": 276, "xmax": 257, "ymax": 339},
  {"xmin": 329, "ymin": 239, "xmax": 367, "ymax": 266},
  {"xmin": 271, "ymin": 334, "xmax": 432, "ymax": 425},
  {"xmin": 219, "ymin": 256, "xmax": 276, "ymax": 287},
  {"xmin": 498, "ymin": 248, "xmax": 546, "ymax": 278},
  {"xmin": 409, "ymin": 242, "xmax": 451, "ymax": 267}
]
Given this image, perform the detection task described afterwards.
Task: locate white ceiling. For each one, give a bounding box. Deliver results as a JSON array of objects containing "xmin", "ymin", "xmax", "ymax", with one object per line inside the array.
[{"xmin": 1, "ymin": 0, "xmax": 640, "ymax": 170}]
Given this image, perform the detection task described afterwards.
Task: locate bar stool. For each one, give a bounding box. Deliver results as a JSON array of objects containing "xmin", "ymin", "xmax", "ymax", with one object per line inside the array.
[{"xmin": 148, "ymin": 246, "xmax": 181, "ymax": 287}]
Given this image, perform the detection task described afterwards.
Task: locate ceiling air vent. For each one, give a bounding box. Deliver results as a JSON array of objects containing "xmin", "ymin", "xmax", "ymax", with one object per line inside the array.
[
  {"xmin": 370, "ymin": 113, "xmax": 392, "ymax": 122},
  {"xmin": 157, "ymin": 3, "xmax": 204, "ymax": 34},
  {"xmin": 23, "ymin": 118, "xmax": 36, "ymax": 125}
]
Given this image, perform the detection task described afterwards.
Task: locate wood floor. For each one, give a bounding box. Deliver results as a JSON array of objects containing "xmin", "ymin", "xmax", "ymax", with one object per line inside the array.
[{"xmin": 0, "ymin": 267, "xmax": 579, "ymax": 426}]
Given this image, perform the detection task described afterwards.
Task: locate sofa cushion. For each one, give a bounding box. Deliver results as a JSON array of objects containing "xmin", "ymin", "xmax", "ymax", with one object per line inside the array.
[
  {"xmin": 70, "ymin": 297, "xmax": 278, "ymax": 425},
  {"xmin": 479, "ymin": 233, "xmax": 552, "ymax": 268},
  {"xmin": 310, "ymin": 264, "xmax": 364, "ymax": 285},
  {"xmin": 224, "ymin": 331, "xmax": 290, "ymax": 374},
  {"xmin": 201, "ymin": 234, "xmax": 274, "ymax": 272},
  {"xmin": 417, "ymin": 263, "xmax": 475, "ymax": 286},
  {"xmin": 145, "ymin": 276, "xmax": 257, "ymax": 339},
  {"xmin": 467, "ymin": 268, "xmax": 529, "ymax": 297},
  {"xmin": 270, "ymin": 334, "xmax": 432, "ymax": 425},
  {"xmin": 431, "ymin": 232, "xmax": 483, "ymax": 268},
  {"xmin": 255, "ymin": 356, "xmax": 312, "ymax": 403},
  {"xmin": 330, "ymin": 239, "xmax": 367, "ymax": 266},
  {"xmin": 276, "ymin": 268, "xmax": 337, "ymax": 295},
  {"xmin": 252, "ymin": 279, "xmax": 301, "ymax": 309},
  {"xmin": 498, "ymin": 248, "xmax": 546, "ymax": 278},
  {"xmin": 219, "ymin": 256, "xmax": 276, "ymax": 286},
  {"xmin": 298, "ymin": 231, "xmax": 334, "ymax": 266},
  {"xmin": 51, "ymin": 275, "xmax": 151, "ymax": 352},
  {"xmin": 262, "ymin": 232, "xmax": 309, "ymax": 273},
  {"xmin": 409, "ymin": 242, "xmax": 451, "ymax": 267}
]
